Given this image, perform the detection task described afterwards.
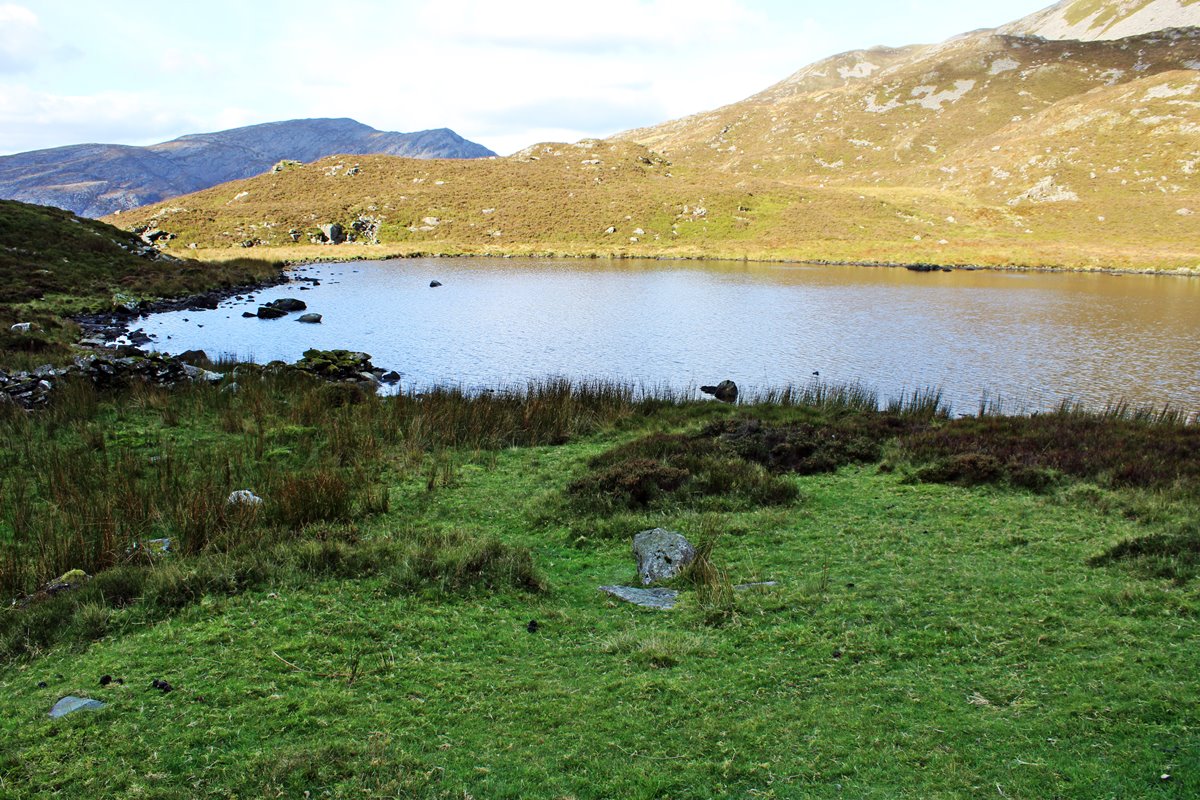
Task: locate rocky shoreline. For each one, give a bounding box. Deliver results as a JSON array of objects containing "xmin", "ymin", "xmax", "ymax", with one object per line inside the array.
[
  {"xmin": 0, "ymin": 268, "xmax": 408, "ymax": 410},
  {"xmin": 72, "ymin": 271, "xmax": 291, "ymax": 350}
]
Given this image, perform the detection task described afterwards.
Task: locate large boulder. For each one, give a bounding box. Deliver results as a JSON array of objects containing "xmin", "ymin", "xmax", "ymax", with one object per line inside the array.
[
  {"xmin": 320, "ymin": 223, "xmax": 345, "ymax": 244},
  {"xmin": 176, "ymin": 349, "xmax": 210, "ymax": 366},
  {"xmin": 256, "ymin": 306, "xmax": 288, "ymax": 319},
  {"xmin": 632, "ymin": 528, "xmax": 696, "ymax": 585},
  {"xmin": 700, "ymin": 380, "xmax": 738, "ymax": 403},
  {"xmin": 296, "ymin": 313, "xmax": 322, "ymax": 324},
  {"xmin": 266, "ymin": 298, "xmax": 307, "ymax": 312}
]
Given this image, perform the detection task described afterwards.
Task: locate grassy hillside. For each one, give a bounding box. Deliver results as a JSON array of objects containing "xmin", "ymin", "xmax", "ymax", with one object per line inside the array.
[
  {"xmin": 106, "ymin": 30, "xmax": 1200, "ymax": 271},
  {"xmin": 0, "ymin": 199, "xmax": 280, "ymax": 368},
  {"xmin": 0, "ymin": 374, "xmax": 1197, "ymax": 798}
]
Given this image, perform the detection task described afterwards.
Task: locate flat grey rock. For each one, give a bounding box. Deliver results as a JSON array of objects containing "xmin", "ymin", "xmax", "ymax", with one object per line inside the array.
[
  {"xmin": 600, "ymin": 585, "xmax": 679, "ymax": 609},
  {"xmin": 734, "ymin": 581, "xmax": 779, "ymax": 591},
  {"xmin": 49, "ymin": 696, "xmax": 106, "ymax": 719}
]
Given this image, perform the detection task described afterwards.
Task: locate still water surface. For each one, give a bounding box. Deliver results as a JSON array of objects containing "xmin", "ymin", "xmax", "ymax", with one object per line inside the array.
[{"xmin": 138, "ymin": 258, "xmax": 1200, "ymax": 414}]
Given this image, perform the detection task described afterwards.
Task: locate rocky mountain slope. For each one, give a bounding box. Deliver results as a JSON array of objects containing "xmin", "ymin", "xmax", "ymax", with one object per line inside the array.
[
  {"xmin": 1001, "ymin": 0, "xmax": 1200, "ymax": 41},
  {"xmin": 0, "ymin": 119, "xmax": 495, "ymax": 218},
  {"xmin": 105, "ymin": 4, "xmax": 1200, "ymax": 271}
]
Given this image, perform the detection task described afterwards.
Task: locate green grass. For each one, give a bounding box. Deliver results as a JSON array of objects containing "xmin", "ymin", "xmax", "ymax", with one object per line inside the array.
[{"xmin": 1, "ymin": 377, "xmax": 1197, "ymax": 798}]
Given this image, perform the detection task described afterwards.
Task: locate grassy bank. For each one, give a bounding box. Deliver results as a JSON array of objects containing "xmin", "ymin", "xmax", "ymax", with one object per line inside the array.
[
  {"xmin": 1, "ymin": 373, "xmax": 1196, "ymax": 798},
  {"xmin": 0, "ymin": 199, "xmax": 282, "ymax": 370}
]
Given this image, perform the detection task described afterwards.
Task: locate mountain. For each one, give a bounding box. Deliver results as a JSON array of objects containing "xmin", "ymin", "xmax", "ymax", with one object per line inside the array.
[
  {"xmin": 616, "ymin": 28, "xmax": 1200, "ymax": 184},
  {"xmin": 105, "ymin": 6, "xmax": 1200, "ymax": 271},
  {"xmin": 1001, "ymin": 0, "xmax": 1200, "ymax": 41},
  {"xmin": 0, "ymin": 119, "xmax": 495, "ymax": 218}
]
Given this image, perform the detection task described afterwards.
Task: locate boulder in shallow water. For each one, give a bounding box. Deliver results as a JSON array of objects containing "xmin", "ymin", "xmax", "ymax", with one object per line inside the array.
[
  {"xmin": 296, "ymin": 313, "xmax": 322, "ymax": 324},
  {"xmin": 256, "ymin": 306, "xmax": 287, "ymax": 320},
  {"xmin": 266, "ymin": 298, "xmax": 307, "ymax": 312}
]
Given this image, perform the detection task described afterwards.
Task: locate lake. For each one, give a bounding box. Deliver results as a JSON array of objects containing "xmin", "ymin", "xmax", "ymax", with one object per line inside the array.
[{"xmin": 135, "ymin": 257, "xmax": 1200, "ymax": 416}]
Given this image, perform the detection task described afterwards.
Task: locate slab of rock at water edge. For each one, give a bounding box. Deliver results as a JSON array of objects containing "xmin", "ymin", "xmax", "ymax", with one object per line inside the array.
[
  {"xmin": 699, "ymin": 379, "xmax": 738, "ymax": 403},
  {"xmin": 633, "ymin": 528, "xmax": 696, "ymax": 585},
  {"xmin": 600, "ymin": 586, "xmax": 679, "ymax": 610},
  {"xmin": 176, "ymin": 349, "xmax": 211, "ymax": 366},
  {"xmin": 292, "ymin": 349, "xmax": 387, "ymax": 384}
]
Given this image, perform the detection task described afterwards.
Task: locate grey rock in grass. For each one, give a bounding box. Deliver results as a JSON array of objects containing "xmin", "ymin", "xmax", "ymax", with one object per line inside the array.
[
  {"xmin": 296, "ymin": 313, "xmax": 322, "ymax": 324},
  {"xmin": 49, "ymin": 696, "xmax": 106, "ymax": 719},
  {"xmin": 227, "ymin": 489, "xmax": 263, "ymax": 507},
  {"xmin": 600, "ymin": 586, "xmax": 679, "ymax": 609},
  {"xmin": 180, "ymin": 364, "xmax": 223, "ymax": 384},
  {"xmin": 10, "ymin": 322, "xmax": 34, "ymax": 333},
  {"xmin": 699, "ymin": 380, "xmax": 738, "ymax": 403},
  {"xmin": 633, "ymin": 528, "xmax": 695, "ymax": 585}
]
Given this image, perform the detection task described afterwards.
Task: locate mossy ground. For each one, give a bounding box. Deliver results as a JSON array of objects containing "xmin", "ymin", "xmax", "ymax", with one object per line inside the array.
[{"xmin": 1, "ymin": 381, "xmax": 1197, "ymax": 799}]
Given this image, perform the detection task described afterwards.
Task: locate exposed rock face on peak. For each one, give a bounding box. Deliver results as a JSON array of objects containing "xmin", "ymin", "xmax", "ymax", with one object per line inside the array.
[
  {"xmin": 1001, "ymin": 0, "xmax": 1200, "ymax": 41},
  {"xmin": 0, "ymin": 118, "xmax": 495, "ymax": 218},
  {"xmin": 618, "ymin": 27, "xmax": 1200, "ymax": 187}
]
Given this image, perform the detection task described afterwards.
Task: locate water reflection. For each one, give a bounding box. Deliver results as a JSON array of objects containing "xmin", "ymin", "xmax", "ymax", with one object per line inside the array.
[{"xmin": 137, "ymin": 258, "xmax": 1200, "ymax": 415}]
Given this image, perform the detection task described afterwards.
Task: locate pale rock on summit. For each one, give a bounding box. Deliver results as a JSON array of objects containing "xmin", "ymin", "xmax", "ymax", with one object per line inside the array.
[{"xmin": 1001, "ymin": 0, "xmax": 1200, "ymax": 41}]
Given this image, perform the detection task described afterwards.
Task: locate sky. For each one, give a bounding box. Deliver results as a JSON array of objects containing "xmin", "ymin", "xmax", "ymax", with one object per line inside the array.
[{"xmin": 0, "ymin": 0, "xmax": 1055, "ymax": 157}]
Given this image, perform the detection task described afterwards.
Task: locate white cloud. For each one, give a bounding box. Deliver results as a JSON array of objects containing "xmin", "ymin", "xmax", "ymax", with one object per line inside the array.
[
  {"xmin": 416, "ymin": 0, "xmax": 764, "ymax": 50},
  {"xmin": 159, "ymin": 49, "xmax": 215, "ymax": 75},
  {"xmin": 0, "ymin": 4, "xmax": 42, "ymax": 73},
  {"xmin": 256, "ymin": 0, "xmax": 817, "ymax": 154},
  {"xmin": 0, "ymin": 85, "xmax": 219, "ymax": 152}
]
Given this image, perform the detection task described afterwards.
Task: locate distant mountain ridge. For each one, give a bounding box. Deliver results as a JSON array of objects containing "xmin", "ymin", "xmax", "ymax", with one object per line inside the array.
[{"xmin": 0, "ymin": 118, "xmax": 495, "ymax": 218}]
